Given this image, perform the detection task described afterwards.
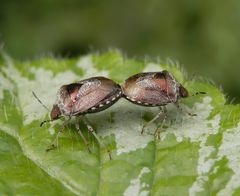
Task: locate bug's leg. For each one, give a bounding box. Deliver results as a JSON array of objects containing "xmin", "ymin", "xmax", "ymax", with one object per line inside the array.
[
  {"xmin": 46, "ymin": 117, "xmax": 71, "ymax": 152},
  {"xmin": 154, "ymin": 106, "xmax": 167, "ymax": 139},
  {"xmin": 141, "ymin": 106, "xmax": 163, "ymax": 135},
  {"xmin": 75, "ymin": 117, "xmax": 91, "ymax": 153},
  {"xmin": 83, "ymin": 118, "xmax": 112, "ymax": 160},
  {"xmin": 175, "ymin": 102, "xmax": 197, "ymax": 116}
]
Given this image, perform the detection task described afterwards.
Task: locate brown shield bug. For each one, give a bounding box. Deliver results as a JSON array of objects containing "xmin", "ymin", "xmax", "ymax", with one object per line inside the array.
[
  {"xmin": 121, "ymin": 70, "xmax": 206, "ymax": 136},
  {"xmin": 33, "ymin": 76, "xmax": 122, "ymax": 159}
]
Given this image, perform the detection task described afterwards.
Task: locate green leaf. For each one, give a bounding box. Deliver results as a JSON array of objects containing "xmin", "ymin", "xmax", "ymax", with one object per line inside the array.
[{"xmin": 0, "ymin": 50, "xmax": 240, "ymax": 195}]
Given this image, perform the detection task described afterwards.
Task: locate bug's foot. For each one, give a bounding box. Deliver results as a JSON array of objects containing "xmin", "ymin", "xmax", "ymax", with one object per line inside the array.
[
  {"xmin": 107, "ymin": 150, "xmax": 112, "ymax": 160},
  {"xmin": 188, "ymin": 112, "xmax": 197, "ymax": 117},
  {"xmin": 154, "ymin": 130, "xmax": 161, "ymax": 140},
  {"xmin": 154, "ymin": 125, "xmax": 168, "ymax": 140},
  {"xmin": 46, "ymin": 144, "xmax": 57, "ymax": 152},
  {"xmin": 141, "ymin": 126, "xmax": 146, "ymax": 135},
  {"xmin": 86, "ymin": 145, "xmax": 92, "ymax": 153}
]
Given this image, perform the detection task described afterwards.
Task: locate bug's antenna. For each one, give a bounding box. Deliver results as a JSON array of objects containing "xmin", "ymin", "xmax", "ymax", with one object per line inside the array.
[
  {"xmin": 40, "ymin": 116, "xmax": 64, "ymax": 127},
  {"xmin": 32, "ymin": 91, "xmax": 50, "ymax": 112},
  {"xmin": 191, "ymin": 91, "xmax": 207, "ymax": 96},
  {"xmin": 40, "ymin": 119, "xmax": 52, "ymax": 127}
]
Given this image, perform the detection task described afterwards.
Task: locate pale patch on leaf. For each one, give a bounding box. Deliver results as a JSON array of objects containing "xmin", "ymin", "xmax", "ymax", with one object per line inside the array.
[
  {"xmin": 0, "ymin": 51, "xmax": 239, "ymax": 195},
  {"xmin": 76, "ymin": 55, "xmax": 109, "ymax": 78},
  {"xmin": 161, "ymin": 97, "xmax": 215, "ymax": 142},
  {"xmin": 0, "ymin": 73, "xmax": 14, "ymax": 99},
  {"xmin": 93, "ymin": 99, "xmax": 158, "ymax": 155},
  {"xmin": 143, "ymin": 63, "xmax": 163, "ymax": 72},
  {"xmin": 124, "ymin": 167, "xmax": 150, "ymax": 196},
  {"xmin": 218, "ymin": 122, "xmax": 240, "ymax": 196},
  {"xmin": 3, "ymin": 64, "xmax": 79, "ymax": 125},
  {"xmin": 189, "ymin": 114, "xmax": 221, "ymax": 195},
  {"xmin": 159, "ymin": 96, "xmax": 224, "ymax": 195}
]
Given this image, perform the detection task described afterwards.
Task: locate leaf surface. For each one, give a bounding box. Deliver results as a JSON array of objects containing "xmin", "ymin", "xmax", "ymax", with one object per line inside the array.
[{"xmin": 0, "ymin": 51, "xmax": 240, "ymax": 196}]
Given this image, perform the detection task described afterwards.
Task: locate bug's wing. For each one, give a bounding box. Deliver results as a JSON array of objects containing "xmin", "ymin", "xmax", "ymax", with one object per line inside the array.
[
  {"xmin": 76, "ymin": 79, "xmax": 101, "ymax": 99},
  {"xmin": 142, "ymin": 71, "xmax": 178, "ymax": 103},
  {"xmin": 136, "ymin": 77, "xmax": 160, "ymax": 90},
  {"xmin": 72, "ymin": 77, "xmax": 119, "ymax": 114},
  {"xmin": 135, "ymin": 77, "xmax": 172, "ymax": 105},
  {"xmin": 57, "ymin": 77, "xmax": 105, "ymax": 115},
  {"xmin": 123, "ymin": 72, "xmax": 178, "ymax": 105}
]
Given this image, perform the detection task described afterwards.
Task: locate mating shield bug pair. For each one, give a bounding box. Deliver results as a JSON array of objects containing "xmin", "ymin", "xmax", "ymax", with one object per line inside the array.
[{"xmin": 34, "ymin": 70, "xmax": 205, "ymax": 159}]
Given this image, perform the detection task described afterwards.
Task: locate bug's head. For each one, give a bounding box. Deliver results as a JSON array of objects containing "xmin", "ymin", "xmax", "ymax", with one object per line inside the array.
[
  {"xmin": 50, "ymin": 104, "xmax": 61, "ymax": 121},
  {"xmin": 40, "ymin": 104, "xmax": 62, "ymax": 127},
  {"xmin": 178, "ymin": 84, "xmax": 207, "ymax": 99},
  {"xmin": 179, "ymin": 85, "xmax": 189, "ymax": 98}
]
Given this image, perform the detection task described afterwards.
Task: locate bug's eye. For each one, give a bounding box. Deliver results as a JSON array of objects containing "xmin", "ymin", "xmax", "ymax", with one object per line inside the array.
[{"xmin": 179, "ymin": 85, "xmax": 189, "ymax": 98}]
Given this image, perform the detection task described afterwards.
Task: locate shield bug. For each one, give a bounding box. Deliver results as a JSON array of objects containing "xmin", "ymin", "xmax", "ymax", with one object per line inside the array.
[
  {"xmin": 121, "ymin": 70, "xmax": 205, "ymax": 136},
  {"xmin": 33, "ymin": 76, "xmax": 122, "ymax": 159}
]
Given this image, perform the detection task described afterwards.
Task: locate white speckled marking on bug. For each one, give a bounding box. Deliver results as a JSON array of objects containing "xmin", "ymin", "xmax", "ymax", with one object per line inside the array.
[
  {"xmin": 76, "ymin": 55, "xmax": 109, "ymax": 78},
  {"xmin": 124, "ymin": 167, "xmax": 150, "ymax": 196}
]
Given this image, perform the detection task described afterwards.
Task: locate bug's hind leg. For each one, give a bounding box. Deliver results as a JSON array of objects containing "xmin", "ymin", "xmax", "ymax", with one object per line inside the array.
[
  {"xmin": 83, "ymin": 118, "xmax": 112, "ymax": 160},
  {"xmin": 141, "ymin": 106, "xmax": 165, "ymax": 135},
  {"xmin": 154, "ymin": 106, "xmax": 167, "ymax": 139},
  {"xmin": 46, "ymin": 117, "xmax": 71, "ymax": 152},
  {"xmin": 75, "ymin": 117, "xmax": 91, "ymax": 153}
]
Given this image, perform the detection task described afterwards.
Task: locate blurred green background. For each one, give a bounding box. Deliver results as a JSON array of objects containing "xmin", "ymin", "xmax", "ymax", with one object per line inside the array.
[{"xmin": 0, "ymin": 0, "xmax": 239, "ymax": 102}]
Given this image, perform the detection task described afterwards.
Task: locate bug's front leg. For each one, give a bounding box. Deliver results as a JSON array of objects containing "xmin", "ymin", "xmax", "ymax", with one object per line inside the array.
[{"xmin": 46, "ymin": 117, "xmax": 71, "ymax": 152}]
